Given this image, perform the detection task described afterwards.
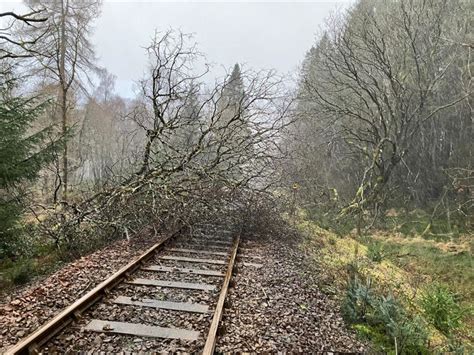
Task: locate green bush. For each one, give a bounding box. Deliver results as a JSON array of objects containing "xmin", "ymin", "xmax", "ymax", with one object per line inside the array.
[
  {"xmin": 420, "ymin": 283, "xmax": 463, "ymax": 335},
  {"xmin": 343, "ymin": 276, "xmax": 375, "ymax": 322},
  {"xmin": 0, "ymin": 236, "xmax": 63, "ymax": 292},
  {"xmin": 372, "ymin": 295, "xmax": 428, "ymax": 354},
  {"xmin": 367, "ymin": 243, "xmax": 384, "ymax": 262},
  {"xmin": 343, "ymin": 276, "xmax": 429, "ymax": 353},
  {"xmin": 3, "ymin": 258, "xmax": 35, "ymax": 285}
]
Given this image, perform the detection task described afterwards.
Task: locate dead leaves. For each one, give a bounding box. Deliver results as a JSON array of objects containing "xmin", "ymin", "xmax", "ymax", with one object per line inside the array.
[
  {"xmin": 216, "ymin": 235, "xmax": 366, "ymax": 353},
  {"xmin": 0, "ymin": 237, "xmax": 159, "ymax": 351}
]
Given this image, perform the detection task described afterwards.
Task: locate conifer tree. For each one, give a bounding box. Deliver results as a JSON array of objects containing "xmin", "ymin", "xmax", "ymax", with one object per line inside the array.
[
  {"xmin": 0, "ymin": 72, "xmax": 63, "ymax": 258},
  {"xmin": 216, "ymin": 64, "xmax": 253, "ymax": 179}
]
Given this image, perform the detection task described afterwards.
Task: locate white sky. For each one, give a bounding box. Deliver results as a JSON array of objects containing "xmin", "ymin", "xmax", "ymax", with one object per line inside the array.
[{"xmin": 1, "ymin": 0, "xmax": 355, "ymax": 97}]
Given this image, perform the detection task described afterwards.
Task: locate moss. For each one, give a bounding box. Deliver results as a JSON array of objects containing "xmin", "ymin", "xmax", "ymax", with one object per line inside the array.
[
  {"xmin": 295, "ymin": 213, "xmax": 473, "ymax": 352},
  {"xmin": 353, "ymin": 323, "xmax": 393, "ymax": 352}
]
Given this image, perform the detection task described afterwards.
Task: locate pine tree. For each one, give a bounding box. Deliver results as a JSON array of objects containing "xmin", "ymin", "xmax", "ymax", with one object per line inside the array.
[
  {"xmin": 174, "ymin": 86, "xmax": 202, "ymax": 151},
  {"xmin": 216, "ymin": 63, "xmax": 253, "ymax": 180},
  {"xmin": 0, "ymin": 75, "xmax": 64, "ymax": 258},
  {"xmin": 225, "ymin": 63, "xmax": 245, "ymax": 112}
]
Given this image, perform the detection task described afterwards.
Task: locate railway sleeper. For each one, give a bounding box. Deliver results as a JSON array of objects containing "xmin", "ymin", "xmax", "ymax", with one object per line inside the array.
[{"xmin": 84, "ymin": 320, "xmax": 200, "ymax": 341}]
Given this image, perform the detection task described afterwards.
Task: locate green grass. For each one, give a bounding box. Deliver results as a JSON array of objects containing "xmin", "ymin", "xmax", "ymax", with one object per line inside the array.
[
  {"xmin": 306, "ymin": 204, "xmax": 471, "ymax": 242},
  {"xmin": 367, "ymin": 237, "xmax": 473, "ymax": 303},
  {"xmin": 381, "ymin": 208, "xmax": 471, "ymax": 241},
  {"xmin": 367, "ymin": 235, "xmax": 474, "ymax": 343},
  {"xmin": 295, "ymin": 210, "xmax": 473, "ymax": 352},
  {"xmin": 420, "ymin": 283, "xmax": 464, "ymax": 335}
]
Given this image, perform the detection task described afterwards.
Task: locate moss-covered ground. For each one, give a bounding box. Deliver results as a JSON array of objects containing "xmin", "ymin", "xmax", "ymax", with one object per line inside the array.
[{"xmin": 294, "ymin": 210, "xmax": 473, "ymax": 353}]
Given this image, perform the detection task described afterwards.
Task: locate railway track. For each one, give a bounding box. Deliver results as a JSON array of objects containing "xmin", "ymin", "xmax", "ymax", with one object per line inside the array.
[{"xmin": 6, "ymin": 224, "xmax": 262, "ymax": 354}]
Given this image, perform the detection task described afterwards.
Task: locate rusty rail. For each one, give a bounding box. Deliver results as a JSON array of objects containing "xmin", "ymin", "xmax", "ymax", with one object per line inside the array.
[
  {"xmin": 6, "ymin": 226, "xmax": 240, "ymax": 354},
  {"xmin": 202, "ymin": 234, "xmax": 240, "ymax": 355},
  {"xmin": 6, "ymin": 229, "xmax": 180, "ymax": 355}
]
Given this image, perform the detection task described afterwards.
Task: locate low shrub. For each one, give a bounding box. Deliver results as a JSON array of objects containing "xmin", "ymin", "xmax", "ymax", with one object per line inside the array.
[
  {"xmin": 343, "ymin": 275, "xmax": 429, "ymax": 353},
  {"xmin": 343, "ymin": 276, "xmax": 374, "ymax": 322},
  {"xmin": 372, "ymin": 294, "xmax": 428, "ymax": 354},
  {"xmin": 367, "ymin": 243, "xmax": 384, "ymax": 262},
  {"xmin": 2, "ymin": 258, "xmax": 35, "ymax": 285},
  {"xmin": 420, "ymin": 283, "xmax": 464, "ymax": 335}
]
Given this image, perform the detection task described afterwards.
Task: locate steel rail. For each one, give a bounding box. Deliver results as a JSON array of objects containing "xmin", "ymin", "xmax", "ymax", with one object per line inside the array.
[
  {"xmin": 5, "ymin": 228, "xmax": 182, "ymax": 355},
  {"xmin": 202, "ymin": 233, "xmax": 240, "ymax": 355}
]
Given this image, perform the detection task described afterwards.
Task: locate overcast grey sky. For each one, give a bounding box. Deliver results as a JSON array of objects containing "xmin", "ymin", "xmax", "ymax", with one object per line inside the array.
[{"xmin": 1, "ymin": 1, "xmax": 354, "ymax": 97}]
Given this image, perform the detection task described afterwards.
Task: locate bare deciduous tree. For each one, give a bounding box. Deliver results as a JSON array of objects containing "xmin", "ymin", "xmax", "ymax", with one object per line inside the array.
[
  {"xmin": 42, "ymin": 30, "xmax": 292, "ymax": 248},
  {"xmin": 284, "ymin": 0, "xmax": 473, "ymax": 231},
  {"xmin": 0, "ymin": 9, "xmax": 47, "ymax": 60},
  {"xmin": 25, "ymin": 0, "xmax": 102, "ymax": 200}
]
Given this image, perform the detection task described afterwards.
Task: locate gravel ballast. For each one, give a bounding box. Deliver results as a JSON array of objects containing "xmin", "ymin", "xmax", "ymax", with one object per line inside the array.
[
  {"xmin": 0, "ymin": 233, "xmax": 166, "ymax": 352},
  {"xmin": 216, "ymin": 233, "xmax": 366, "ymax": 353},
  {"xmin": 1, "ymin": 228, "xmax": 365, "ymax": 353}
]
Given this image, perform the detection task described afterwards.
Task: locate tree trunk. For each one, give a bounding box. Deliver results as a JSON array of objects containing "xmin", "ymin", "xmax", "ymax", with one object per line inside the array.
[{"xmin": 60, "ymin": 0, "xmax": 68, "ymax": 200}]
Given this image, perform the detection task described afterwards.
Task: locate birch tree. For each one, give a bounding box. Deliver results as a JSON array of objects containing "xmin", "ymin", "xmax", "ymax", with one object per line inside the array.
[{"xmin": 25, "ymin": 0, "xmax": 102, "ymax": 200}]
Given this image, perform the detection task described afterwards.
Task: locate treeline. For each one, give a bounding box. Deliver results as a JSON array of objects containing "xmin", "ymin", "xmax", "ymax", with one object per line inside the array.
[{"xmin": 283, "ymin": 0, "xmax": 473, "ymax": 232}]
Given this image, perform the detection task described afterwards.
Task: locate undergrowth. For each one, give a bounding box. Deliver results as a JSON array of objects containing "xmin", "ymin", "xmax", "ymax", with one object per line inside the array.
[
  {"xmin": 420, "ymin": 283, "xmax": 465, "ymax": 335},
  {"xmin": 296, "ymin": 210, "xmax": 473, "ymax": 353},
  {"xmin": 0, "ymin": 219, "xmax": 113, "ymax": 292},
  {"xmin": 343, "ymin": 275, "xmax": 429, "ymax": 354},
  {"xmin": 0, "ymin": 238, "xmax": 62, "ymax": 291},
  {"xmin": 306, "ymin": 205, "xmax": 471, "ymax": 241}
]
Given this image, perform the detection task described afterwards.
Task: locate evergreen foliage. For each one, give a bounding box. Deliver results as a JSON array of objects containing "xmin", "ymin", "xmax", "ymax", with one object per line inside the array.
[
  {"xmin": 420, "ymin": 283, "xmax": 465, "ymax": 335},
  {"xmin": 0, "ymin": 77, "xmax": 63, "ymax": 258},
  {"xmin": 343, "ymin": 275, "xmax": 429, "ymax": 353}
]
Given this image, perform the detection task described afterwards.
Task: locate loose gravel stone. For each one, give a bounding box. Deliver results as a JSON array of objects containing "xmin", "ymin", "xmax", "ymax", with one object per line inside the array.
[
  {"xmin": 0, "ymin": 232, "xmax": 166, "ymax": 352},
  {"xmin": 216, "ymin": 232, "xmax": 367, "ymax": 353},
  {"xmin": 1, "ymin": 225, "xmax": 365, "ymax": 353}
]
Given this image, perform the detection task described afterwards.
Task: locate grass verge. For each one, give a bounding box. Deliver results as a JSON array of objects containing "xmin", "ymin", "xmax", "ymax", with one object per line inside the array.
[{"xmin": 294, "ymin": 210, "xmax": 473, "ymax": 353}]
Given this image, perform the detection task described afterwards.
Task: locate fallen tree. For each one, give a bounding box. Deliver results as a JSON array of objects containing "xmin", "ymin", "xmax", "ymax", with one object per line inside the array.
[{"xmin": 34, "ymin": 30, "xmax": 293, "ymax": 253}]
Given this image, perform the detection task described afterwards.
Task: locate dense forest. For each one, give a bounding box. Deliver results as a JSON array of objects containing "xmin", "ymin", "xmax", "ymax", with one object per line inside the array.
[
  {"xmin": 285, "ymin": 0, "xmax": 472, "ymax": 233},
  {"xmin": 0, "ymin": 0, "xmax": 472, "ymax": 353}
]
